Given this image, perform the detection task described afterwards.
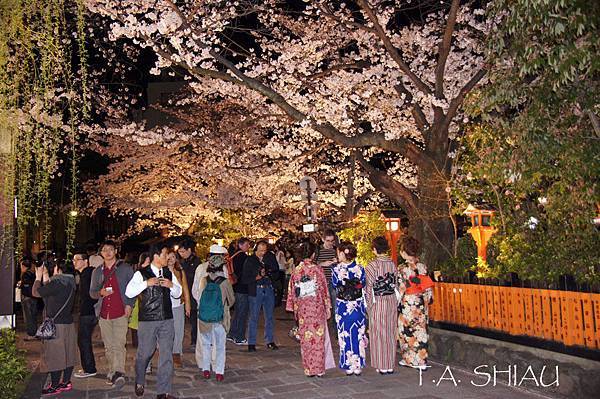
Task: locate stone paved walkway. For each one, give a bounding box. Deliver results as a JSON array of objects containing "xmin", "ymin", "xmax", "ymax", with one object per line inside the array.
[{"xmin": 17, "ymin": 309, "xmax": 550, "ymax": 399}]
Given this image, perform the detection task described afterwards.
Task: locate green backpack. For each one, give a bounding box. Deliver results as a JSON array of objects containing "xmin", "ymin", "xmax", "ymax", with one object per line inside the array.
[{"xmin": 198, "ymin": 277, "xmax": 225, "ymax": 323}]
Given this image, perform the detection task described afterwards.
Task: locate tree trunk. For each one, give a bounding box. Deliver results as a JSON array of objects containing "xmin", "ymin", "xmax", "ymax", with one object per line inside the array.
[{"xmin": 412, "ymin": 159, "xmax": 454, "ymax": 267}]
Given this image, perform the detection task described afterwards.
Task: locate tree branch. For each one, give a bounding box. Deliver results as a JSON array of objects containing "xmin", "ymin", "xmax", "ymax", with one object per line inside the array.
[
  {"xmin": 356, "ymin": 152, "xmax": 418, "ymax": 217},
  {"xmin": 435, "ymin": 0, "xmax": 460, "ymax": 99},
  {"xmin": 162, "ymin": 0, "xmax": 430, "ymax": 167},
  {"xmin": 441, "ymin": 67, "xmax": 487, "ymax": 133},
  {"xmin": 307, "ymin": 60, "xmax": 371, "ymax": 80},
  {"xmin": 355, "ymin": 0, "xmax": 432, "ymax": 95},
  {"xmin": 353, "ymin": 189, "xmax": 375, "ymax": 216},
  {"xmin": 394, "ymin": 83, "xmax": 429, "ymax": 132}
]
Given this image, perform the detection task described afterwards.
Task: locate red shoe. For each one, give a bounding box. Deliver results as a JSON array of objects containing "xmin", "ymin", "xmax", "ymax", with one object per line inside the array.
[
  {"xmin": 215, "ymin": 374, "xmax": 224, "ymax": 382},
  {"xmin": 203, "ymin": 370, "xmax": 210, "ymax": 379}
]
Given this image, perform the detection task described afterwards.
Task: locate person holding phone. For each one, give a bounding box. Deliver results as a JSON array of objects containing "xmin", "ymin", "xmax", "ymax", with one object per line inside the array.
[
  {"xmin": 126, "ymin": 243, "xmax": 182, "ymax": 399},
  {"xmin": 32, "ymin": 259, "xmax": 77, "ymax": 395},
  {"xmin": 89, "ymin": 240, "xmax": 135, "ymax": 388}
]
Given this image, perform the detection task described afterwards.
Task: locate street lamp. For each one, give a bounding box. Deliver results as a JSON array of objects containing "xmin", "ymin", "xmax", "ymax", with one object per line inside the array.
[
  {"xmin": 381, "ymin": 209, "xmax": 404, "ymax": 265},
  {"xmin": 464, "ymin": 204, "xmax": 497, "ymax": 262}
]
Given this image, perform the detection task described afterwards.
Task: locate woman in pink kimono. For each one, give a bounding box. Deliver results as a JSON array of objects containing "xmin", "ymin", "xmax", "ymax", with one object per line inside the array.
[{"xmin": 286, "ymin": 255, "xmax": 335, "ymax": 377}]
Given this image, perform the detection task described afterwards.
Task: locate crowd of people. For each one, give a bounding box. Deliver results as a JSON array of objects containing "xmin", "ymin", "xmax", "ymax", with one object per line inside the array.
[{"xmin": 16, "ymin": 229, "xmax": 434, "ymax": 398}]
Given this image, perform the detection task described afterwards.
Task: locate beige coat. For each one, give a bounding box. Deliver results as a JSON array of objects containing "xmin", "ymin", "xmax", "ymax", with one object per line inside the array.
[{"xmin": 192, "ymin": 269, "xmax": 235, "ymax": 333}]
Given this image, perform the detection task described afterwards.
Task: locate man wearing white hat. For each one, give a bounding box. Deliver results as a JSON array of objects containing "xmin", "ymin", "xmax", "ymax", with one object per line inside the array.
[{"xmin": 192, "ymin": 244, "xmax": 230, "ymax": 371}]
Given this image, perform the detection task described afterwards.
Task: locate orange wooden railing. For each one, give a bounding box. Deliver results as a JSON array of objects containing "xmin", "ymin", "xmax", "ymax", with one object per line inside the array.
[{"xmin": 428, "ymin": 283, "xmax": 600, "ymax": 350}]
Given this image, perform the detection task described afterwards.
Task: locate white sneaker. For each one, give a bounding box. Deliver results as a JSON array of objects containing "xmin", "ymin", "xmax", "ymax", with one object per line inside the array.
[
  {"xmin": 74, "ymin": 370, "xmax": 97, "ymax": 378},
  {"xmin": 399, "ymin": 359, "xmax": 409, "ymax": 367}
]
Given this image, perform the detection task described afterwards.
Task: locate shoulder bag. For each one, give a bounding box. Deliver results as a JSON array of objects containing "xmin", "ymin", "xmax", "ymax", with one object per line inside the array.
[{"xmin": 36, "ymin": 287, "xmax": 74, "ymax": 340}]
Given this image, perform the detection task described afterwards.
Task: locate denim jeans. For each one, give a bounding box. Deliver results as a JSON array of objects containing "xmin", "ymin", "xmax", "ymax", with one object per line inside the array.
[
  {"xmin": 78, "ymin": 315, "xmax": 98, "ymax": 373},
  {"xmin": 247, "ymin": 285, "xmax": 275, "ymax": 345},
  {"xmin": 229, "ymin": 293, "xmax": 249, "ymax": 341}
]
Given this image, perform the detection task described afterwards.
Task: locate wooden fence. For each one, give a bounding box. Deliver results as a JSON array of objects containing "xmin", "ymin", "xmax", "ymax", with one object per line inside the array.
[{"xmin": 428, "ymin": 282, "xmax": 600, "ymax": 350}]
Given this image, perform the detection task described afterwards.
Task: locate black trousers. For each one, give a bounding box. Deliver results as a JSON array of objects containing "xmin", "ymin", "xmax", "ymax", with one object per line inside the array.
[
  {"xmin": 77, "ymin": 315, "xmax": 98, "ymax": 373},
  {"xmin": 21, "ymin": 296, "xmax": 39, "ymax": 337},
  {"xmin": 189, "ymin": 298, "xmax": 198, "ymax": 345}
]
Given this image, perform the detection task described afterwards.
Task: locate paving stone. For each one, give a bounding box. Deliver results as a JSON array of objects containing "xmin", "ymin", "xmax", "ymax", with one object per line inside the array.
[
  {"xmin": 266, "ymin": 382, "xmax": 319, "ymax": 394},
  {"xmin": 16, "ymin": 307, "xmax": 546, "ymax": 399},
  {"xmin": 234, "ymin": 378, "xmax": 286, "ymax": 390}
]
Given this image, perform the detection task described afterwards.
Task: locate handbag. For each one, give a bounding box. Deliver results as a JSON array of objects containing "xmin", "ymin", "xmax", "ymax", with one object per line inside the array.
[{"xmin": 36, "ymin": 288, "xmax": 74, "ymax": 340}]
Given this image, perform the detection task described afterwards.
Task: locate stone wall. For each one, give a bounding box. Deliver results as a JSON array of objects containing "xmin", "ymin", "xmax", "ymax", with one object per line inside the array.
[{"xmin": 428, "ymin": 327, "xmax": 600, "ymax": 399}]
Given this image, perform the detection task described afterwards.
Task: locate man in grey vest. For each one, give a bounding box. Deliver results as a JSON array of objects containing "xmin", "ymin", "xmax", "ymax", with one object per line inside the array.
[{"xmin": 126, "ymin": 243, "xmax": 182, "ymax": 399}]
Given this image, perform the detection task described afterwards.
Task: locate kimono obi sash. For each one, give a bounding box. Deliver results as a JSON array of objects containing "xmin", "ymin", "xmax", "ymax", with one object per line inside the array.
[
  {"xmin": 336, "ymin": 278, "xmax": 363, "ymax": 301},
  {"xmin": 404, "ymin": 274, "xmax": 434, "ymax": 295},
  {"xmin": 294, "ymin": 275, "xmax": 317, "ymax": 298},
  {"xmin": 373, "ymin": 272, "xmax": 396, "ymax": 296}
]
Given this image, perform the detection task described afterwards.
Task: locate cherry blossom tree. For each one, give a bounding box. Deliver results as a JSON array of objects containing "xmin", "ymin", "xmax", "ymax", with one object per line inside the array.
[
  {"xmin": 85, "ymin": 0, "xmax": 491, "ymax": 264},
  {"xmin": 84, "ymin": 90, "xmax": 381, "ymax": 235}
]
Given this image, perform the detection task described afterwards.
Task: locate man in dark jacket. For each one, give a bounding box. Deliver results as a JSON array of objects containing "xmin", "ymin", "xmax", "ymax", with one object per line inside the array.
[
  {"xmin": 241, "ymin": 241, "xmax": 279, "ymax": 352},
  {"xmin": 73, "ymin": 253, "xmax": 99, "ymax": 378},
  {"xmin": 227, "ymin": 237, "xmax": 251, "ymax": 345},
  {"xmin": 18, "ymin": 258, "xmax": 39, "ymax": 340},
  {"xmin": 177, "ymin": 238, "xmax": 201, "ymax": 346},
  {"xmin": 126, "ymin": 243, "xmax": 182, "ymax": 399}
]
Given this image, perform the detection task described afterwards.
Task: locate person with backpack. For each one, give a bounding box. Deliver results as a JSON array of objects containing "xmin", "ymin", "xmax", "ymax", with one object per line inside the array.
[
  {"xmin": 194, "ymin": 253, "xmax": 234, "ymax": 382},
  {"xmin": 192, "ymin": 244, "xmax": 231, "ymax": 371},
  {"xmin": 125, "ymin": 243, "xmax": 182, "ymax": 399}
]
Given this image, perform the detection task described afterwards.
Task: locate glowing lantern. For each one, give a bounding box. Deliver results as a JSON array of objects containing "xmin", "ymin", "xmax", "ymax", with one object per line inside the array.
[{"xmin": 464, "ymin": 204, "xmax": 497, "ymax": 262}]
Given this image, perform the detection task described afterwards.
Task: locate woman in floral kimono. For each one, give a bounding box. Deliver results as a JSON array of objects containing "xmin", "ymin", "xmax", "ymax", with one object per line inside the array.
[
  {"xmin": 397, "ymin": 236, "xmax": 434, "ymax": 371},
  {"xmin": 331, "ymin": 242, "xmax": 368, "ymax": 376},
  {"xmin": 364, "ymin": 236, "xmax": 398, "ymax": 375},
  {"xmin": 286, "ymin": 255, "xmax": 335, "ymax": 377}
]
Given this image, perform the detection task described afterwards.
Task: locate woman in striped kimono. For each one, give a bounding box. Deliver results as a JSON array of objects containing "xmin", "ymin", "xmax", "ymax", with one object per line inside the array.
[{"xmin": 364, "ymin": 236, "xmax": 398, "ymax": 375}]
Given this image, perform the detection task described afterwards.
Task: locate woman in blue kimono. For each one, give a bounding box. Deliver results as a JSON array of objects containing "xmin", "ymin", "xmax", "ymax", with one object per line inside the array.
[{"xmin": 331, "ymin": 241, "xmax": 368, "ymax": 376}]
